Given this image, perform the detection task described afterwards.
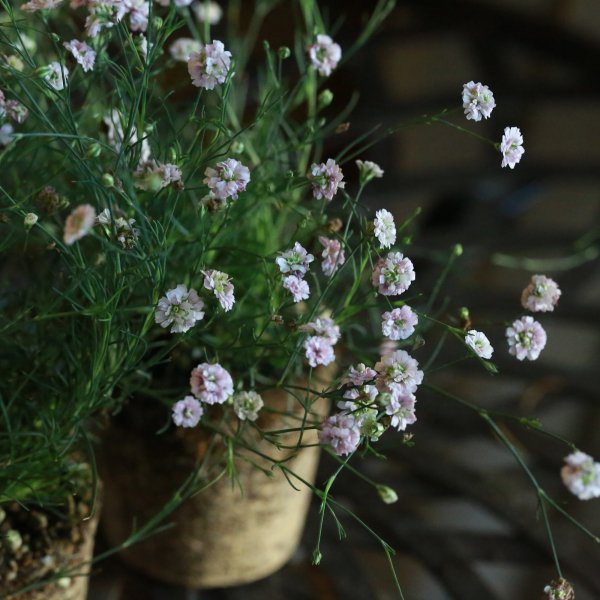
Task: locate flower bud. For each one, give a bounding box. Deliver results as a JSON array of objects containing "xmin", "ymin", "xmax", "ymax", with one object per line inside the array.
[
  {"xmin": 5, "ymin": 530, "xmax": 23, "ymax": 552},
  {"xmin": 318, "ymin": 89, "xmax": 333, "ymax": 109},
  {"xmin": 278, "ymin": 46, "xmax": 291, "ymax": 60},
  {"xmin": 230, "ymin": 140, "xmax": 244, "ymax": 154},
  {"xmin": 452, "ymin": 243, "xmax": 463, "ymax": 257},
  {"xmin": 101, "ymin": 173, "xmax": 114, "ymax": 188},
  {"xmin": 86, "ymin": 143, "xmax": 102, "ymax": 159},
  {"xmin": 24, "ymin": 212, "xmax": 38, "ymax": 228},
  {"xmin": 376, "ymin": 485, "xmax": 399, "ymax": 504},
  {"xmin": 312, "ymin": 549, "xmax": 322, "ymax": 565}
]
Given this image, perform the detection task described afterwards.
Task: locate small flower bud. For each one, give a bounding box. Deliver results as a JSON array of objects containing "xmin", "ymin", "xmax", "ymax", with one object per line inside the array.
[
  {"xmin": 318, "ymin": 89, "xmax": 333, "ymax": 109},
  {"xmin": 278, "ymin": 46, "xmax": 291, "ymax": 60},
  {"xmin": 86, "ymin": 143, "xmax": 102, "ymax": 159},
  {"xmin": 24, "ymin": 212, "xmax": 38, "ymax": 228},
  {"xmin": 168, "ymin": 147, "xmax": 177, "ymax": 163},
  {"xmin": 57, "ymin": 577, "xmax": 72, "ymax": 589},
  {"xmin": 452, "ymin": 243, "xmax": 463, "ymax": 257},
  {"xmin": 101, "ymin": 173, "xmax": 114, "ymax": 188},
  {"xmin": 376, "ymin": 485, "xmax": 399, "ymax": 504},
  {"xmin": 230, "ymin": 140, "xmax": 244, "ymax": 154},
  {"xmin": 5, "ymin": 55, "xmax": 24, "ymax": 71},
  {"xmin": 5, "ymin": 530, "xmax": 23, "ymax": 552},
  {"xmin": 153, "ymin": 16, "xmax": 164, "ymax": 30},
  {"xmin": 312, "ymin": 549, "xmax": 322, "ymax": 565}
]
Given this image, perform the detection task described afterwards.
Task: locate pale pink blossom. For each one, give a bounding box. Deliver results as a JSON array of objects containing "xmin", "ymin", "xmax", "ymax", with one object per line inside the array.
[
  {"xmin": 276, "ymin": 242, "xmax": 314, "ymax": 277},
  {"xmin": 319, "ymin": 236, "xmax": 345, "ymax": 276},
  {"xmin": 500, "ymin": 126, "xmax": 524, "ymax": 169},
  {"xmin": 307, "ymin": 159, "xmax": 345, "ymax": 201},
  {"xmin": 561, "ymin": 451, "xmax": 600, "ymax": 501},
  {"xmin": 300, "ymin": 317, "xmax": 340, "ymax": 344},
  {"xmin": 375, "ymin": 349, "xmax": 423, "ymax": 395},
  {"xmin": 85, "ymin": 0, "xmax": 128, "ymax": 37},
  {"xmin": 356, "ymin": 159, "xmax": 384, "ymax": 183},
  {"xmin": 462, "ymin": 81, "xmax": 495, "ymax": 122},
  {"xmin": 193, "ymin": 1, "xmax": 222, "ymax": 24},
  {"xmin": 125, "ymin": 0, "xmax": 149, "ymax": 32},
  {"xmin": 373, "ymin": 209, "xmax": 396, "ymax": 249},
  {"xmin": 233, "ymin": 390, "xmax": 264, "ymax": 422},
  {"xmin": 190, "ymin": 362, "xmax": 234, "ymax": 405},
  {"xmin": 506, "ymin": 316, "xmax": 546, "ymax": 361},
  {"xmin": 308, "ymin": 34, "xmax": 341, "ymax": 77},
  {"xmin": 381, "ymin": 306, "xmax": 418, "ymax": 341},
  {"xmin": 155, "ymin": 284, "xmax": 205, "ymax": 333},
  {"xmin": 134, "ymin": 160, "xmax": 183, "ymax": 191},
  {"xmin": 172, "ymin": 396, "xmax": 203, "ymax": 427},
  {"xmin": 342, "ymin": 363, "xmax": 377, "ymax": 386},
  {"xmin": 465, "ymin": 330, "xmax": 494, "ymax": 359},
  {"xmin": 188, "ymin": 40, "xmax": 232, "ymax": 89},
  {"xmin": 521, "ymin": 274, "xmax": 561, "ymax": 312},
  {"xmin": 5, "ymin": 101, "xmax": 28, "ymax": 124},
  {"xmin": 372, "ymin": 252, "xmax": 415, "ymax": 296},
  {"xmin": 21, "ymin": 0, "xmax": 63, "ymax": 11},
  {"xmin": 203, "ymin": 158, "xmax": 250, "ymax": 202},
  {"xmin": 170, "ymin": 38, "xmax": 202, "ymax": 62},
  {"xmin": 318, "ymin": 413, "xmax": 361, "ymax": 456},
  {"xmin": 338, "ymin": 385, "xmax": 378, "ymax": 414},
  {"xmin": 203, "ymin": 269, "xmax": 235, "ymax": 311},
  {"xmin": 283, "ymin": 275, "xmax": 310, "ymax": 303},
  {"xmin": 303, "ymin": 336, "xmax": 335, "ymax": 368},
  {"xmin": 64, "ymin": 40, "xmax": 96, "ymax": 72},
  {"xmin": 381, "ymin": 390, "xmax": 417, "ymax": 431},
  {"xmin": 63, "ymin": 204, "xmax": 96, "ymax": 245}
]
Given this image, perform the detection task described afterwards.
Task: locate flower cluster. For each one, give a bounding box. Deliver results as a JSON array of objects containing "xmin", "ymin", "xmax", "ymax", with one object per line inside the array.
[
  {"xmin": 301, "ymin": 317, "xmax": 340, "ymax": 368},
  {"xmin": 188, "ymin": 40, "xmax": 233, "ymax": 90},
  {"xmin": 277, "ymin": 242, "xmax": 314, "ymax": 303}
]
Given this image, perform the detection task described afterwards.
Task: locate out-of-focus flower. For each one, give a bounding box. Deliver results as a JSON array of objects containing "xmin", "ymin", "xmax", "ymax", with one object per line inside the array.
[
  {"xmin": 307, "ymin": 159, "xmax": 345, "ymax": 201},
  {"xmin": 170, "ymin": 38, "xmax": 202, "ymax": 62},
  {"xmin": 172, "ymin": 396, "xmax": 203, "ymax": 427},
  {"xmin": 64, "ymin": 40, "xmax": 97, "ymax": 72},
  {"xmin": 308, "ymin": 34, "xmax": 341, "ymax": 77},
  {"xmin": 561, "ymin": 451, "xmax": 600, "ymax": 501},
  {"xmin": 43, "ymin": 62, "xmax": 69, "ymax": 91},
  {"xmin": 521, "ymin": 274, "xmax": 561, "ymax": 312},
  {"xmin": 356, "ymin": 159, "xmax": 384, "ymax": 184},
  {"xmin": 319, "ymin": 236, "xmax": 345, "ymax": 277},
  {"xmin": 63, "ymin": 204, "xmax": 96, "ymax": 245},
  {"xmin": 283, "ymin": 275, "xmax": 310, "ymax": 303},
  {"xmin": 192, "ymin": 1, "xmax": 222, "ymax": 24}
]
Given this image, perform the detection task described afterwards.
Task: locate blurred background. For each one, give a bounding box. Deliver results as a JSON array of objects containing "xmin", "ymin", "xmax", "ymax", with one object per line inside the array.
[{"xmin": 89, "ymin": 0, "xmax": 600, "ymax": 598}]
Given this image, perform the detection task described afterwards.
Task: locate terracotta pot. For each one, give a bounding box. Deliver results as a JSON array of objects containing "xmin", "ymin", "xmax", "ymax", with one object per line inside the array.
[{"xmin": 99, "ymin": 367, "xmax": 333, "ymax": 588}]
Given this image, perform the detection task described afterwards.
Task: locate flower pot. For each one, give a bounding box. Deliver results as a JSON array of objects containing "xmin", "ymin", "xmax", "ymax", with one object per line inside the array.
[
  {"xmin": 99, "ymin": 368, "xmax": 333, "ymax": 588},
  {"xmin": 0, "ymin": 498, "xmax": 100, "ymax": 600}
]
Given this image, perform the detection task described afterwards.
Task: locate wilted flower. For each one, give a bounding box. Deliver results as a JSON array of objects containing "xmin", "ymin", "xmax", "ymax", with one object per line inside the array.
[
  {"xmin": 318, "ymin": 413, "xmax": 361, "ymax": 456},
  {"xmin": 561, "ymin": 451, "xmax": 600, "ymax": 500},
  {"xmin": 308, "ymin": 34, "xmax": 341, "ymax": 77},
  {"xmin": 203, "ymin": 158, "xmax": 250, "ymax": 202},
  {"xmin": 188, "ymin": 40, "xmax": 232, "ymax": 90},
  {"xmin": 276, "ymin": 242, "xmax": 314, "ymax": 277},
  {"xmin": 283, "ymin": 275, "xmax": 310, "ymax": 303},
  {"xmin": 465, "ymin": 330, "xmax": 494, "ymax": 359},
  {"xmin": 170, "ymin": 38, "xmax": 202, "ymax": 62},
  {"xmin": 373, "ymin": 209, "xmax": 396, "ymax": 249},
  {"xmin": 521, "ymin": 274, "xmax": 561, "ymax": 312},
  {"xmin": 462, "ymin": 81, "xmax": 495, "ymax": 121},
  {"xmin": 5, "ymin": 100, "xmax": 29, "ymax": 124},
  {"xmin": 500, "ymin": 126, "xmax": 524, "ymax": 169},
  {"xmin": 506, "ymin": 316, "xmax": 546, "ymax": 361},
  {"xmin": 43, "ymin": 62, "xmax": 69, "ymax": 91},
  {"xmin": 233, "ymin": 390, "xmax": 264, "ymax": 422},
  {"xmin": 190, "ymin": 362, "xmax": 234, "ymax": 405},
  {"xmin": 356, "ymin": 159, "xmax": 384, "ymax": 183},
  {"xmin": 303, "ymin": 336, "xmax": 335, "ymax": 368},
  {"xmin": 172, "ymin": 396, "xmax": 203, "ymax": 428},
  {"xmin": 155, "ymin": 284, "xmax": 205, "ymax": 333},
  {"xmin": 64, "ymin": 40, "xmax": 96, "ymax": 72},
  {"xmin": 319, "ymin": 236, "xmax": 345, "ymax": 277},
  {"xmin": 372, "ymin": 252, "xmax": 415, "ymax": 296},
  {"xmin": 203, "ymin": 269, "xmax": 235, "ymax": 311},
  {"xmin": 375, "ymin": 349, "xmax": 423, "ymax": 394},
  {"xmin": 193, "ymin": 1, "xmax": 223, "ymax": 24},
  {"xmin": 307, "ymin": 159, "xmax": 345, "ymax": 201},
  {"xmin": 381, "ymin": 306, "xmax": 418, "ymax": 341},
  {"xmin": 543, "ymin": 578, "xmax": 575, "ymax": 600},
  {"xmin": 63, "ymin": 204, "xmax": 96, "ymax": 245}
]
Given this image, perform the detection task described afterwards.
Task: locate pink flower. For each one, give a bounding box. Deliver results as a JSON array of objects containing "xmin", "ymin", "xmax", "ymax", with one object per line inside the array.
[
  {"xmin": 300, "ymin": 317, "xmax": 340, "ymax": 344},
  {"xmin": 381, "ymin": 306, "xmax": 418, "ymax": 341},
  {"xmin": 5, "ymin": 101, "xmax": 29, "ymax": 124},
  {"xmin": 375, "ymin": 349, "xmax": 423, "ymax": 395},
  {"xmin": 203, "ymin": 269, "xmax": 235, "ymax": 311},
  {"xmin": 381, "ymin": 390, "xmax": 417, "ymax": 431},
  {"xmin": 190, "ymin": 362, "xmax": 234, "ymax": 405},
  {"xmin": 303, "ymin": 336, "xmax": 335, "ymax": 368},
  {"xmin": 372, "ymin": 252, "xmax": 415, "ymax": 296},
  {"xmin": 21, "ymin": 0, "xmax": 63, "ymax": 11},
  {"xmin": 319, "ymin": 236, "xmax": 345, "ymax": 276},
  {"xmin": 308, "ymin": 34, "xmax": 341, "ymax": 77},
  {"xmin": 63, "ymin": 204, "xmax": 96, "ymax": 245},
  {"xmin": 125, "ymin": 0, "xmax": 149, "ymax": 32},
  {"xmin": 464, "ymin": 330, "xmax": 494, "ymax": 359},
  {"xmin": 172, "ymin": 396, "xmax": 203, "ymax": 427},
  {"xmin": 318, "ymin": 413, "xmax": 361, "ymax": 456},
  {"xmin": 64, "ymin": 40, "xmax": 97, "ymax": 72},
  {"xmin": 462, "ymin": 81, "xmax": 495, "ymax": 121},
  {"xmin": 506, "ymin": 316, "xmax": 547, "ymax": 361},
  {"xmin": 561, "ymin": 451, "xmax": 600, "ymax": 500},
  {"xmin": 373, "ymin": 209, "xmax": 396, "ymax": 249},
  {"xmin": 283, "ymin": 275, "xmax": 310, "ymax": 303},
  {"xmin": 188, "ymin": 40, "xmax": 232, "ymax": 90},
  {"xmin": 203, "ymin": 158, "xmax": 250, "ymax": 202},
  {"xmin": 342, "ymin": 363, "xmax": 377, "ymax": 386},
  {"xmin": 521, "ymin": 274, "xmax": 561, "ymax": 312},
  {"xmin": 500, "ymin": 126, "xmax": 524, "ymax": 169},
  {"xmin": 155, "ymin": 284, "xmax": 205, "ymax": 333},
  {"xmin": 307, "ymin": 159, "xmax": 345, "ymax": 201},
  {"xmin": 134, "ymin": 160, "xmax": 183, "ymax": 192},
  {"xmin": 276, "ymin": 242, "xmax": 314, "ymax": 277}
]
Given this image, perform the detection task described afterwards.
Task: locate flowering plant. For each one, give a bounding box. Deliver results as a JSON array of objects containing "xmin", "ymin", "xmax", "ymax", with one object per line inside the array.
[{"xmin": 0, "ymin": 0, "xmax": 598, "ymax": 597}]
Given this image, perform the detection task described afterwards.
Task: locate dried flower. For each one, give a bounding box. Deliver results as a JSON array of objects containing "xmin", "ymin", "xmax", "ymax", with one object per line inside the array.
[
  {"xmin": 500, "ymin": 126, "xmax": 524, "ymax": 169},
  {"xmin": 63, "ymin": 204, "xmax": 96, "ymax": 245},
  {"xmin": 372, "ymin": 252, "xmax": 416, "ymax": 296},
  {"xmin": 307, "ymin": 159, "xmax": 345, "ymax": 201},
  {"xmin": 155, "ymin": 284, "xmax": 205, "ymax": 333},
  {"xmin": 233, "ymin": 390, "xmax": 264, "ymax": 422},
  {"xmin": 203, "ymin": 158, "xmax": 250, "ymax": 202},
  {"xmin": 465, "ymin": 330, "xmax": 494, "ymax": 359},
  {"xmin": 543, "ymin": 578, "xmax": 575, "ymax": 600},
  {"xmin": 188, "ymin": 40, "xmax": 232, "ymax": 90},
  {"xmin": 283, "ymin": 275, "xmax": 310, "ymax": 303},
  {"xmin": 381, "ymin": 306, "xmax": 418, "ymax": 341},
  {"xmin": 318, "ymin": 413, "xmax": 361, "ymax": 456},
  {"xmin": 319, "ymin": 236, "xmax": 345, "ymax": 277},
  {"xmin": 308, "ymin": 34, "xmax": 341, "ymax": 77},
  {"xmin": 506, "ymin": 316, "xmax": 546, "ymax": 361},
  {"xmin": 373, "ymin": 209, "xmax": 396, "ymax": 249},
  {"xmin": 203, "ymin": 269, "xmax": 235, "ymax": 311},
  {"xmin": 561, "ymin": 451, "xmax": 600, "ymax": 501},
  {"xmin": 190, "ymin": 362, "xmax": 234, "ymax": 405},
  {"xmin": 172, "ymin": 396, "xmax": 203, "ymax": 427},
  {"xmin": 276, "ymin": 242, "xmax": 314, "ymax": 278},
  {"xmin": 64, "ymin": 40, "xmax": 96, "ymax": 72},
  {"xmin": 521, "ymin": 274, "xmax": 561, "ymax": 313},
  {"xmin": 462, "ymin": 81, "xmax": 495, "ymax": 122}
]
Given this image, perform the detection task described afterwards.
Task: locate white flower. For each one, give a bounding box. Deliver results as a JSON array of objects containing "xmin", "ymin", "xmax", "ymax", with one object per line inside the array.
[
  {"xmin": 373, "ymin": 209, "xmax": 396, "ymax": 249},
  {"xmin": 465, "ymin": 330, "xmax": 494, "ymax": 359},
  {"xmin": 63, "ymin": 204, "xmax": 96, "ymax": 245},
  {"xmin": 356, "ymin": 159, "xmax": 384, "ymax": 183},
  {"xmin": 308, "ymin": 34, "xmax": 341, "ymax": 77},
  {"xmin": 170, "ymin": 38, "xmax": 202, "ymax": 62},
  {"xmin": 500, "ymin": 126, "xmax": 524, "ymax": 169},
  {"xmin": 155, "ymin": 284, "xmax": 205, "ymax": 333},
  {"xmin": 64, "ymin": 40, "xmax": 97, "ymax": 72},
  {"xmin": 193, "ymin": 1, "xmax": 222, "ymax": 24},
  {"xmin": 43, "ymin": 62, "xmax": 69, "ymax": 91},
  {"xmin": 233, "ymin": 390, "xmax": 264, "ymax": 422},
  {"xmin": 462, "ymin": 81, "xmax": 495, "ymax": 122},
  {"xmin": 561, "ymin": 451, "xmax": 600, "ymax": 501}
]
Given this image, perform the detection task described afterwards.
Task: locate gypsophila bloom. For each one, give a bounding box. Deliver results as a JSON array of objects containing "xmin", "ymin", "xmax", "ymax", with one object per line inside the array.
[
  {"xmin": 0, "ymin": 124, "xmax": 15, "ymax": 146},
  {"xmin": 203, "ymin": 269, "xmax": 235, "ymax": 311},
  {"xmin": 64, "ymin": 40, "xmax": 96, "ymax": 72},
  {"xmin": 63, "ymin": 204, "xmax": 96, "ymax": 245},
  {"xmin": 373, "ymin": 209, "xmax": 396, "ymax": 249},
  {"xmin": 276, "ymin": 242, "xmax": 314, "ymax": 277},
  {"xmin": 170, "ymin": 38, "xmax": 202, "ymax": 62},
  {"xmin": 318, "ymin": 413, "xmax": 361, "ymax": 456},
  {"xmin": 521, "ymin": 274, "xmax": 561, "ymax": 312},
  {"xmin": 193, "ymin": 0, "xmax": 223, "ymax": 24},
  {"xmin": 85, "ymin": 0, "xmax": 128, "ymax": 38},
  {"xmin": 465, "ymin": 330, "xmax": 494, "ymax": 359},
  {"xmin": 307, "ymin": 159, "xmax": 345, "ymax": 201},
  {"xmin": 506, "ymin": 316, "xmax": 547, "ymax": 361},
  {"xmin": 233, "ymin": 390, "xmax": 264, "ymax": 422},
  {"xmin": 155, "ymin": 284, "xmax": 205, "ymax": 333},
  {"xmin": 156, "ymin": 0, "xmax": 193, "ymax": 6},
  {"xmin": 283, "ymin": 275, "xmax": 310, "ymax": 303},
  {"xmin": 375, "ymin": 349, "xmax": 424, "ymax": 394},
  {"xmin": 190, "ymin": 362, "xmax": 234, "ymax": 405},
  {"xmin": 134, "ymin": 160, "xmax": 183, "ymax": 192},
  {"xmin": 356, "ymin": 159, "xmax": 384, "ymax": 183},
  {"xmin": 21, "ymin": 0, "xmax": 63, "ymax": 11},
  {"xmin": 338, "ymin": 385, "xmax": 378, "ymax": 413},
  {"xmin": 381, "ymin": 390, "xmax": 417, "ymax": 431},
  {"xmin": 115, "ymin": 217, "xmax": 139, "ymax": 249},
  {"xmin": 500, "ymin": 126, "xmax": 524, "ymax": 169},
  {"xmin": 24, "ymin": 213, "xmax": 38, "ymax": 228},
  {"xmin": 188, "ymin": 40, "xmax": 232, "ymax": 90},
  {"xmin": 43, "ymin": 62, "xmax": 69, "ymax": 91},
  {"xmin": 300, "ymin": 317, "xmax": 340, "ymax": 344},
  {"xmin": 319, "ymin": 236, "xmax": 345, "ymax": 277},
  {"xmin": 372, "ymin": 252, "xmax": 415, "ymax": 296},
  {"xmin": 203, "ymin": 158, "xmax": 250, "ymax": 202},
  {"xmin": 6, "ymin": 100, "xmax": 29, "ymax": 124},
  {"xmin": 308, "ymin": 34, "xmax": 341, "ymax": 77},
  {"xmin": 303, "ymin": 336, "xmax": 335, "ymax": 368},
  {"xmin": 381, "ymin": 306, "xmax": 418, "ymax": 341},
  {"xmin": 561, "ymin": 451, "xmax": 600, "ymax": 501},
  {"xmin": 172, "ymin": 396, "xmax": 203, "ymax": 428},
  {"xmin": 462, "ymin": 81, "xmax": 495, "ymax": 122},
  {"xmin": 125, "ymin": 0, "xmax": 149, "ymax": 32},
  {"xmin": 342, "ymin": 363, "xmax": 377, "ymax": 386},
  {"xmin": 543, "ymin": 578, "xmax": 575, "ymax": 600}
]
